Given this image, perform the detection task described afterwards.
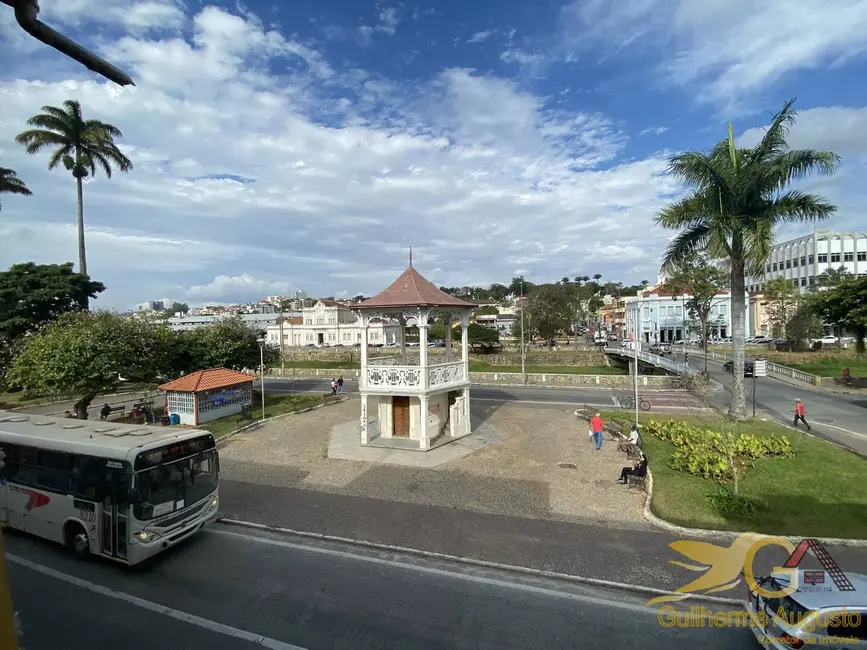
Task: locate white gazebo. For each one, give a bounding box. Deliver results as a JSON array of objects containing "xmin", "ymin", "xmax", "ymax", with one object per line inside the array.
[{"xmin": 353, "ymin": 256, "xmax": 476, "ymax": 450}]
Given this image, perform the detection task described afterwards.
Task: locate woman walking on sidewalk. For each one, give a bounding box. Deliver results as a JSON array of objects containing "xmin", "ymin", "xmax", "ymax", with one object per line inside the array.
[{"xmin": 793, "ymin": 398, "xmax": 812, "ymax": 431}]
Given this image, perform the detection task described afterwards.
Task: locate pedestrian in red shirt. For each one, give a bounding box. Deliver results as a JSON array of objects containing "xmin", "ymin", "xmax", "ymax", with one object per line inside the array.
[
  {"xmin": 793, "ymin": 398, "xmax": 811, "ymax": 431},
  {"xmin": 590, "ymin": 413, "xmax": 604, "ymax": 450}
]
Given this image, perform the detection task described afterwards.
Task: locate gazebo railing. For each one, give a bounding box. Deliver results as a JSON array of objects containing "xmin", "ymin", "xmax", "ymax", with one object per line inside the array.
[
  {"xmin": 428, "ymin": 361, "xmax": 466, "ymax": 389},
  {"xmin": 364, "ymin": 360, "xmax": 467, "ymax": 390}
]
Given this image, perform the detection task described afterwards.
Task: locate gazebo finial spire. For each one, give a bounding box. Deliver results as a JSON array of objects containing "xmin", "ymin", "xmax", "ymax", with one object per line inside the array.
[{"xmin": 409, "ymin": 246, "xmax": 413, "ymax": 268}]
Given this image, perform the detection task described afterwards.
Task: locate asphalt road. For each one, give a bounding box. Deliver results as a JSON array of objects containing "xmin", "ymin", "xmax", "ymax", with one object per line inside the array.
[
  {"xmin": 691, "ymin": 356, "xmax": 867, "ymax": 455},
  {"xmin": 262, "ymin": 378, "xmax": 705, "ymax": 411},
  {"xmin": 5, "ymin": 524, "xmax": 760, "ymax": 650}
]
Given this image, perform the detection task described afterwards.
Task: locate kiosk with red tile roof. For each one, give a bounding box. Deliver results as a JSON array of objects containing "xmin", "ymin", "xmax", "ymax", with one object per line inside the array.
[{"xmin": 160, "ymin": 368, "xmax": 254, "ymax": 426}]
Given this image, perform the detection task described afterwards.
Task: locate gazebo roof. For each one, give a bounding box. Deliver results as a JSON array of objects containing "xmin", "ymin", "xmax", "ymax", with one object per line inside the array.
[
  {"xmin": 355, "ymin": 255, "xmax": 476, "ymax": 311},
  {"xmin": 159, "ymin": 368, "xmax": 254, "ymax": 392}
]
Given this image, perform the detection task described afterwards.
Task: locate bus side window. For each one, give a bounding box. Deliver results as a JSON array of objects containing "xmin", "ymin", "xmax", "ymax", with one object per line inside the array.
[
  {"xmin": 70, "ymin": 456, "xmax": 100, "ymax": 500},
  {"xmin": 1, "ymin": 443, "xmax": 19, "ymax": 479}
]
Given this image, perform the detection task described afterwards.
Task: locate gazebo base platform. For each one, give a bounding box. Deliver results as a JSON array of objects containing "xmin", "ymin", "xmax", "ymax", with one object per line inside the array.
[{"xmin": 365, "ymin": 430, "xmax": 471, "ymax": 452}]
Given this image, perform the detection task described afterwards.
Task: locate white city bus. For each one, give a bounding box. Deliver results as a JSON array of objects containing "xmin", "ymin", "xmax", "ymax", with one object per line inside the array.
[{"xmin": 0, "ymin": 410, "xmax": 219, "ymax": 565}]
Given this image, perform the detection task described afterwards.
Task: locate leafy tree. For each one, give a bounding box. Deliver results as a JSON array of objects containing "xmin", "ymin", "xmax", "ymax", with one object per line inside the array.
[
  {"xmin": 7, "ymin": 311, "xmax": 165, "ymax": 418},
  {"xmin": 488, "ymin": 283, "xmax": 510, "ymax": 302},
  {"xmin": 785, "ymin": 305, "xmax": 824, "ymax": 351},
  {"xmin": 467, "ymin": 322, "xmax": 500, "ymax": 350},
  {"xmin": 16, "ymin": 100, "xmax": 133, "ymax": 282},
  {"xmin": 813, "ymin": 266, "xmax": 851, "ymax": 292},
  {"xmin": 168, "ymin": 301, "xmax": 189, "ymax": 314},
  {"xmin": 186, "ymin": 316, "xmax": 279, "ymax": 371},
  {"xmin": 807, "ymin": 276, "xmax": 867, "ymax": 353},
  {"xmin": 0, "ymin": 160, "xmax": 32, "ymax": 209},
  {"xmin": 0, "ymin": 262, "xmax": 105, "ymax": 378},
  {"xmin": 509, "ymin": 276, "xmax": 534, "ymax": 297},
  {"xmin": 665, "ymin": 252, "xmax": 728, "ymax": 375},
  {"xmin": 761, "ymin": 277, "xmax": 800, "ymax": 338},
  {"xmin": 656, "ymin": 99, "xmax": 839, "ymax": 419},
  {"xmin": 525, "ymin": 283, "xmax": 573, "ymax": 343},
  {"xmin": 475, "ymin": 305, "xmax": 499, "ymax": 316}
]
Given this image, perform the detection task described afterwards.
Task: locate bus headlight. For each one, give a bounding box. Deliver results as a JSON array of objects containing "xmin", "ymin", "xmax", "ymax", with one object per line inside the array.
[
  {"xmin": 209, "ymin": 495, "xmax": 218, "ymax": 509},
  {"xmin": 133, "ymin": 530, "xmax": 162, "ymax": 543}
]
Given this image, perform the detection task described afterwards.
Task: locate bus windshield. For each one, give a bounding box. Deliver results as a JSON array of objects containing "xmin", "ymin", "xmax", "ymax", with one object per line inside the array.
[{"xmin": 134, "ymin": 450, "xmax": 217, "ymax": 520}]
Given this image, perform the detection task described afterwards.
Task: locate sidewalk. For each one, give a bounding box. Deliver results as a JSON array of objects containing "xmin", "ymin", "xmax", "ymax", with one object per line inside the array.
[
  {"xmin": 11, "ymin": 390, "xmax": 164, "ymax": 417},
  {"xmin": 218, "ymin": 479, "xmax": 867, "ymax": 595}
]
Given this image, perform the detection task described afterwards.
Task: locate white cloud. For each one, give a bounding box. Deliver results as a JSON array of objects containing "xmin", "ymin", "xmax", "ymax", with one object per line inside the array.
[
  {"xmin": 180, "ymin": 274, "xmax": 299, "ymax": 301},
  {"xmin": 376, "ymin": 6, "xmax": 400, "ymax": 35},
  {"xmin": 42, "ymin": 0, "xmax": 186, "ymax": 32},
  {"xmin": 467, "ymin": 30, "xmax": 494, "ymax": 43},
  {"xmin": 0, "ymin": 3, "xmax": 719, "ymax": 308},
  {"xmin": 639, "ymin": 126, "xmax": 669, "ymax": 136},
  {"xmin": 500, "ymin": 48, "xmax": 547, "ymax": 67},
  {"xmin": 559, "ymin": 0, "xmax": 867, "ymax": 109}
]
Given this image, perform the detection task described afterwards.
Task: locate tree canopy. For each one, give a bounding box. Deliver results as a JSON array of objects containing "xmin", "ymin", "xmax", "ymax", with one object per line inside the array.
[
  {"xmin": 807, "ymin": 276, "xmax": 867, "ymax": 353},
  {"xmin": 524, "ymin": 283, "xmax": 574, "ymax": 341},
  {"xmin": 761, "ymin": 277, "xmax": 800, "ymax": 338},
  {"xmin": 467, "ymin": 322, "xmax": 500, "ymax": 350}
]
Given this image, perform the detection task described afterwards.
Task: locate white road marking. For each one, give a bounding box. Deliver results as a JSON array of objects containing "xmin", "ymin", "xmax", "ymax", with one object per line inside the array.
[
  {"xmin": 208, "ymin": 528, "xmax": 708, "ymax": 616},
  {"xmin": 6, "ymin": 553, "xmax": 308, "ymax": 650},
  {"xmin": 805, "ymin": 421, "xmax": 867, "ymax": 440},
  {"xmin": 472, "ymin": 397, "xmax": 702, "ymax": 410}
]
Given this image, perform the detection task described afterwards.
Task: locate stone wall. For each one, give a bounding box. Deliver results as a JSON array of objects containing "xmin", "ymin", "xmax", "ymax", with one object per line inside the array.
[
  {"xmin": 267, "ymin": 367, "xmax": 671, "ymax": 388},
  {"xmin": 477, "ymin": 352, "xmax": 608, "ymax": 366}
]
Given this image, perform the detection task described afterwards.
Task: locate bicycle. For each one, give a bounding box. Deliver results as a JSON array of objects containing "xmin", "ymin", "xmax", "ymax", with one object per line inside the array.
[
  {"xmin": 618, "ymin": 395, "xmax": 651, "ymax": 411},
  {"xmin": 671, "ymin": 375, "xmax": 695, "ymax": 390}
]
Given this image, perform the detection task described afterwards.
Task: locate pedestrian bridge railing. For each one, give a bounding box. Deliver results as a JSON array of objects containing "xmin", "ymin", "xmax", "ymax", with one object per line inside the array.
[{"xmin": 685, "ymin": 346, "xmax": 819, "ymax": 385}]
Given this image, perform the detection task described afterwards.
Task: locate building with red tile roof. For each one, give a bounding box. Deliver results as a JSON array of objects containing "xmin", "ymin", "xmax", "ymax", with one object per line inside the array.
[{"xmin": 160, "ymin": 368, "xmax": 254, "ymax": 426}]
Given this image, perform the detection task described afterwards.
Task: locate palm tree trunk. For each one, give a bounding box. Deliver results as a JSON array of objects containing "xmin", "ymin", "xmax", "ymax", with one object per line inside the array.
[
  {"xmin": 76, "ymin": 175, "xmax": 87, "ymax": 276},
  {"xmin": 728, "ymin": 257, "xmax": 747, "ymax": 420}
]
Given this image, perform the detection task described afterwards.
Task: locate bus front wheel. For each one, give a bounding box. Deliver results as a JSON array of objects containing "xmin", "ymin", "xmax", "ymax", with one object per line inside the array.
[{"xmin": 65, "ymin": 522, "xmax": 91, "ymax": 558}]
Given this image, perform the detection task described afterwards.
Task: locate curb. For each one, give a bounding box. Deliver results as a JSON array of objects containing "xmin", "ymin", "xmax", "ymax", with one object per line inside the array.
[
  {"xmin": 216, "ymin": 396, "xmax": 349, "ymax": 445},
  {"xmin": 215, "ymin": 517, "xmax": 743, "ymax": 607}
]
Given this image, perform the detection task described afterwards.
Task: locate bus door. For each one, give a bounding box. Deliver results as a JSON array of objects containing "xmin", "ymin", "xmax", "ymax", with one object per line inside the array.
[
  {"xmin": 100, "ymin": 466, "xmax": 130, "ymax": 560},
  {"xmin": 0, "ymin": 466, "xmax": 7, "ymax": 524}
]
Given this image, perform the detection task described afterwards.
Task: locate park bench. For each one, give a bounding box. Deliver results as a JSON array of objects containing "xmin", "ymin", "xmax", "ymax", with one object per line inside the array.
[
  {"xmin": 627, "ymin": 473, "xmax": 647, "ymax": 491},
  {"xmin": 100, "ymin": 405, "xmax": 125, "ymax": 421}
]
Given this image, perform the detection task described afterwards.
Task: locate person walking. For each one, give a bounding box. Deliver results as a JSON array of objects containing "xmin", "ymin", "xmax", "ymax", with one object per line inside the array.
[
  {"xmin": 330, "ymin": 378, "xmax": 338, "ymax": 396},
  {"xmin": 793, "ymin": 398, "xmax": 811, "ymax": 431},
  {"xmin": 337, "ymin": 375, "xmax": 344, "ymax": 394},
  {"xmin": 589, "ymin": 412, "xmax": 605, "ymax": 450}
]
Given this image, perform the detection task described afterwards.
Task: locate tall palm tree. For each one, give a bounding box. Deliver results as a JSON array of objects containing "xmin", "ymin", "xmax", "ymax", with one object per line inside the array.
[
  {"xmin": 656, "ymin": 99, "xmax": 839, "ymax": 419},
  {"xmin": 0, "ymin": 161, "xmax": 32, "ymax": 209},
  {"xmin": 16, "ymin": 99, "xmax": 132, "ymax": 279}
]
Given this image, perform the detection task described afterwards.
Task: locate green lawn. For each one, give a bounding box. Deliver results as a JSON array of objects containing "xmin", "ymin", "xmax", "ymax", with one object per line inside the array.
[
  {"xmin": 277, "ymin": 359, "xmax": 624, "ymax": 375},
  {"xmin": 199, "ymin": 393, "xmax": 328, "ymax": 439},
  {"xmin": 785, "ymin": 357, "xmax": 867, "ymax": 377},
  {"xmin": 599, "ymin": 411, "xmax": 867, "ymax": 538},
  {"xmin": 0, "ymin": 390, "xmax": 58, "ymax": 409}
]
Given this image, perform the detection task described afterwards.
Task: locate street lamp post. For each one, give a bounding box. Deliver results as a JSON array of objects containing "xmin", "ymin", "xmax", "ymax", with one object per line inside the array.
[
  {"xmin": 256, "ymin": 337, "xmax": 266, "ymax": 420},
  {"xmin": 520, "ymin": 285, "xmax": 526, "ymax": 386}
]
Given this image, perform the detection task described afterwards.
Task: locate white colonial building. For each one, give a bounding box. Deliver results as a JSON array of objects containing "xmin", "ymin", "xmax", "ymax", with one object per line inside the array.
[
  {"xmin": 264, "ymin": 299, "xmax": 399, "ymax": 347},
  {"xmin": 625, "ymin": 286, "xmax": 748, "ymax": 343},
  {"xmin": 746, "ymin": 230, "xmax": 867, "ymax": 293},
  {"xmin": 353, "ymin": 258, "xmax": 476, "ymax": 451}
]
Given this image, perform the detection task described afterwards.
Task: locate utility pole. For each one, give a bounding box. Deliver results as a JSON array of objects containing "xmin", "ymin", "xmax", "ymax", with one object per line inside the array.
[
  {"xmin": 633, "ymin": 303, "xmax": 639, "ymax": 428},
  {"xmin": 279, "ymin": 300, "xmax": 285, "ymax": 377},
  {"xmin": 520, "ymin": 285, "xmax": 526, "ymax": 386}
]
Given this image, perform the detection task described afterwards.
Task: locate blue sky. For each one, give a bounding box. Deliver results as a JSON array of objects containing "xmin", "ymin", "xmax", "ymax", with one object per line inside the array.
[{"xmin": 1, "ymin": 0, "xmax": 866, "ymax": 309}]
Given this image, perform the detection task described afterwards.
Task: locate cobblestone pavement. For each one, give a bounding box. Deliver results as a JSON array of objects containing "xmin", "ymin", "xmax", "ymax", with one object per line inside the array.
[{"xmin": 218, "ymin": 399, "xmax": 647, "ymax": 528}]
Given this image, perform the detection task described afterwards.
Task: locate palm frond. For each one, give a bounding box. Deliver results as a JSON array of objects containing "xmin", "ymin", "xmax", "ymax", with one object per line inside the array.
[
  {"xmin": 63, "ymin": 99, "xmax": 84, "ymax": 124},
  {"xmin": 660, "ymin": 225, "xmax": 710, "ymax": 273},
  {"xmin": 742, "ymin": 220, "xmax": 774, "ymax": 276},
  {"xmin": 655, "ymin": 195, "xmax": 712, "ymax": 229},
  {"xmin": 25, "ymin": 113, "xmax": 72, "ymax": 135},
  {"xmin": 748, "ymin": 98, "xmax": 798, "ymax": 164},
  {"xmin": 0, "ymin": 167, "xmax": 33, "ymax": 196},
  {"xmin": 47, "ymin": 144, "xmax": 75, "ymax": 170},
  {"xmin": 15, "ymin": 130, "xmax": 69, "ymax": 153},
  {"xmin": 39, "ymin": 104, "xmax": 73, "ymax": 122},
  {"xmin": 666, "ymin": 151, "xmax": 731, "ymax": 193},
  {"xmin": 762, "ymin": 190, "xmax": 837, "ymax": 224},
  {"xmin": 761, "ymin": 149, "xmax": 840, "ymax": 192},
  {"xmin": 89, "ymin": 151, "xmax": 114, "ymax": 178},
  {"xmin": 85, "ymin": 119, "xmax": 123, "ymax": 139}
]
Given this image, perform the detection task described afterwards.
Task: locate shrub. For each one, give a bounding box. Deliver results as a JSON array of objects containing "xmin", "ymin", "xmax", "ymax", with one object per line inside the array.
[
  {"xmin": 645, "ymin": 419, "xmax": 793, "ymax": 482},
  {"xmin": 706, "ymin": 487, "xmax": 761, "ymax": 517}
]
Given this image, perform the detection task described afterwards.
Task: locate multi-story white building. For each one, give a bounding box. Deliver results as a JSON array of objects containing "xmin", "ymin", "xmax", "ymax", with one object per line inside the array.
[
  {"xmin": 746, "ymin": 230, "xmax": 867, "ymax": 293},
  {"xmin": 136, "ymin": 300, "xmax": 165, "ymax": 312},
  {"xmin": 166, "ymin": 311, "xmax": 295, "ymax": 332},
  {"xmin": 625, "ymin": 286, "xmax": 748, "ymax": 343},
  {"xmin": 264, "ymin": 299, "xmax": 399, "ymax": 347}
]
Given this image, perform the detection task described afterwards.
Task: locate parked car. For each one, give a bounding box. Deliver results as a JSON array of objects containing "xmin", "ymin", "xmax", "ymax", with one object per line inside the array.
[
  {"xmin": 650, "ymin": 342, "xmax": 671, "ymax": 355},
  {"xmin": 746, "ymin": 569, "xmax": 867, "ymax": 650},
  {"xmin": 813, "ymin": 335, "xmax": 840, "ymax": 345},
  {"xmin": 723, "ymin": 359, "xmax": 755, "ymax": 376}
]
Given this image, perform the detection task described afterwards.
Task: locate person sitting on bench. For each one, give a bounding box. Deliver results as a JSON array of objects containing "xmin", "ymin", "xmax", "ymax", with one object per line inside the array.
[
  {"xmin": 100, "ymin": 403, "xmax": 112, "ymax": 421},
  {"xmin": 618, "ymin": 424, "xmax": 640, "ymax": 453},
  {"xmin": 617, "ymin": 455, "xmax": 648, "ymax": 484}
]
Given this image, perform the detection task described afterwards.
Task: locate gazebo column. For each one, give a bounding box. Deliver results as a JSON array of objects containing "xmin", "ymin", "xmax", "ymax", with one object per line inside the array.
[
  {"xmin": 398, "ymin": 314, "xmax": 406, "ymax": 365},
  {"xmin": 445, "ymin": 313, "xmax": 453, "ymax": 362},
  {"xmin": 359, "ymin": 313, "xmax": 369, "ymax": 388},
  {"xmin": 419, "ymin": 394, "xmax": 430, "ymax": 450},
  {"xmin": 461, "ymin": 311, "xmax": 471, "ymax": 434},
  {"xmin": 360, "ymin": 394, "xmax": 370, "ymax": 444},
  {"xmin": 418, "ymin": 308, "xmax": 430, "ymax": 389}
]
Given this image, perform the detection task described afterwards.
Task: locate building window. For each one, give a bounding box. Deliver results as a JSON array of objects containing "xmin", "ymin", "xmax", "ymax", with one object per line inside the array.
[
  {"xmin": 844, "ymin": 252, "xmax": 854, "ymax": 262},
  {"xmin": 785, "ymin": 260, "xmax": 791, "ymax": 269},
  {"xmin": 818, "ymin": 253, "xmax": 828, "ymax": 263},
  {"xmin": 809, "ymin": 276, "xmax": 815, "ymax": 285},
  {"xmin": 808, "ymin": 254, "xmax": 814, "ymax": 264},
  {"xmin": 800, "ymin": 256, "xmax": 806, "ymax": 266},
  {"xmin": 800, "ymin": 277, "xmax": 807, "ymax": 287},
  {"xmin": 858, "ymin": 252, "xmax": 867, "ymax": 262},
  {"xmin": 792, "ymin": 258, "xmax": 798, "ymax": 267},
  {"xmin": 830, "ymin": 253, "xmax": 841, "ymax": 263},
  {"xmin": 765, "ymin": 264, "xmax": 771, "ymax": 273},
  {"xmin": 772, "ymin": 263, "xmax": 778, "ymax": 271}
]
